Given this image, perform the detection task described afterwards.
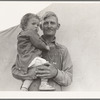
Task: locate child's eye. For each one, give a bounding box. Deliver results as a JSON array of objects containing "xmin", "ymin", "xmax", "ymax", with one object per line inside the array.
[
  {"xmin": 32, "ymin": 23, "xmax": 36, "ymax": 25},
  {"xmin": 37, "ymin": 24, "xmax": 40, "ymax": 26}
]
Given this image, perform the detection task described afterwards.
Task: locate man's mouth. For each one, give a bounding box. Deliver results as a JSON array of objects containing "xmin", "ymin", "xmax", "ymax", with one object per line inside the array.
[{"xmin": 46, "ymin": 28, "xmax": 54, "ymax": 31}]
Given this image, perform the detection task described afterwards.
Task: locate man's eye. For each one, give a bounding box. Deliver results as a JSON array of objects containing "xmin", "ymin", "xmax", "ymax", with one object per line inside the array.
[
  {"xmin": 43, "ymin": 22, "xmax": 48, "ymax": 25},
  {"xmin": 51, "ymin": 22, "xmax": 55, "ymax": 25}
]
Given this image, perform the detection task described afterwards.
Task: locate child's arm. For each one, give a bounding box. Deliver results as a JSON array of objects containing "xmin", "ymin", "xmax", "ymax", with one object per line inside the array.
[{"xmin": 29, "ymin": 30, "xmax": 50, "ymax": 51}]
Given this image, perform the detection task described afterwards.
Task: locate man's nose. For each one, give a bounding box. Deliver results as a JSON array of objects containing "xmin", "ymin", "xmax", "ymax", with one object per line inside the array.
[{"xmin": 48, "ymin": 22, "xmax": 51, "ymax": 27}]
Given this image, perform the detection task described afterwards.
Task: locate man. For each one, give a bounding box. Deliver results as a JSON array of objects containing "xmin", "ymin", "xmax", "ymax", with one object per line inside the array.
[{"xmin": 12, "ymin": 11, "xmax": 73, "ymax": 91}]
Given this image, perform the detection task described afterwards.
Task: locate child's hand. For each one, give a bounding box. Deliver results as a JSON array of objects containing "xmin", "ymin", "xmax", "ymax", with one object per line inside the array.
[
  {"xmin": 43, "ymin": 61, "xmax": 51, "ymax": 66},
  {"xmin": 46, "ymin": 46, "xmax": 50, "ymax": 51}
]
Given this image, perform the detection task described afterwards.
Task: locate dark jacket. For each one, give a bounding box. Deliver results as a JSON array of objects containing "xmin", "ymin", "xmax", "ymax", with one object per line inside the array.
[{"xmin": 15, "ymin": 29, "xmax": 48, "ymax": 74}]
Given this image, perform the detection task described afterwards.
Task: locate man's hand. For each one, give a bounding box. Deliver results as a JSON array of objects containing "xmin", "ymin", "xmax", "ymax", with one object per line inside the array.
[{"xmin": 36, "ymin": 63, "xmax": 58, "ymax": 79}]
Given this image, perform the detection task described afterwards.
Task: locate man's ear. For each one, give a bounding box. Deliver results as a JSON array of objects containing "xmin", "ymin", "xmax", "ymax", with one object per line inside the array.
[
  {"xmin": 40, "ymin": 24, "xmax": 43, "ymax": 30},
  {"xmin": 57, "ymin": 23, "xmax": 60, "ymax": 30}
]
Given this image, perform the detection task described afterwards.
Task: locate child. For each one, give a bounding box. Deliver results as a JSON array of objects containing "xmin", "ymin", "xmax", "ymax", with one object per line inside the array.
[{"xmin": 16, "ymin": 13, "xmax": 55, "ymax": 91}]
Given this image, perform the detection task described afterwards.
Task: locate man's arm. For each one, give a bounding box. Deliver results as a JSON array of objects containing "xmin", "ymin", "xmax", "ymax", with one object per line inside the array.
[
  {"xmin": 12, "ymin": 64, "xmax": 37, "ymax": 81},
  {"xmin": 53, "ymin": 48, "xmax": 73, "ymax": 86}
]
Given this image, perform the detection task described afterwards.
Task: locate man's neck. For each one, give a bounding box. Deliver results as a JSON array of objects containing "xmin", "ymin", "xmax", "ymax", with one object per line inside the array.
[{"xmin": 43, "ymin": 35, "xmax": 55, "ymax": 43}]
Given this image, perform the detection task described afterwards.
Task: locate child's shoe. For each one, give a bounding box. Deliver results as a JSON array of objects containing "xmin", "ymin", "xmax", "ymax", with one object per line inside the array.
[
  {"xmin": 39, "ymin": 82, "xmax": 55, "ymax": 91},
  {"xmin": 20, "ymin": 87, "xmax": 28, "ymax": 91}
]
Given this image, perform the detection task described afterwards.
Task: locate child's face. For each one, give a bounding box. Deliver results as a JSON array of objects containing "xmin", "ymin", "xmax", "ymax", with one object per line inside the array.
[{"xmin": 26, "ymin": 17, "xmax": 40, "ymax": 32}]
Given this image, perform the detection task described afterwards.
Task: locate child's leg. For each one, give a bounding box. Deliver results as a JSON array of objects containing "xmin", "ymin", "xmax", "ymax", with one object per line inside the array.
[
  {"xmin": 20, "ymin": 57, "xmax": 46, "ymax": 91},
  {"xmin": 39, "ymin": 78, "xmax": 55, "ymax": 91},
  {"xmin": 41, "ymin": 78, "xmax": 48, "ymax": 85},
  {"xmin": 21, "ymin": 57, "xmax": 45, "ymax": 91},
  {"xmin": 27, "ymin": 57, "xmax": 55, "ymax": 90},
  {"xmin": 21, "ymin": 80, "xmax": 33, "ymax": 91},
  {"xmin": 28, "ymin": 57, "xmax": 47, "ymax": 67},
  {"xmin": 20, "ymin": 58, "xmax": 37, "ymax": 91}
]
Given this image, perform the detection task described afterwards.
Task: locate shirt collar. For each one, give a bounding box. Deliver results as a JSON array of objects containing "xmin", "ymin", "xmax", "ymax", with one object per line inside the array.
[{"xmin": 41, "ymin": 35, "xmax": 56, "ymax": 44}]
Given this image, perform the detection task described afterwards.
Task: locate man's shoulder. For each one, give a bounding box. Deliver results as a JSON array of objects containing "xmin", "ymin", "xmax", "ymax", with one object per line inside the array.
[{"xmin": 56, "ymin": 43, "xmax": 68, "ymax": 53}]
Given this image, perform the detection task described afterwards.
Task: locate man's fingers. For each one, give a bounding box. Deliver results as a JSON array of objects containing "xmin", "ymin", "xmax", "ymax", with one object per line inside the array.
[
  {"xmin": 36, "ymin": 73, "xmax": 50, "ymax": 78},
  {"xmin": 37, "ymin": 66, "xmax": 49, "ymax": 70},
  {"xmin": 36, "ymin": 70, "xmax": 50, "ymax": 74},
  {"xmin": 43, "ymin": 62, "xmax": 51, "ymax": 66}
]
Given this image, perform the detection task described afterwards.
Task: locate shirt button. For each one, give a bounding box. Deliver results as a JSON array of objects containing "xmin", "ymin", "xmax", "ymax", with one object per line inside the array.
[
  {"xmin": 18, "ymin": 68, "xmax": 21, "ymax": 70},
  {"xmin": 53, "ymin": 62, "xmax": 56, "ymax": 65}
]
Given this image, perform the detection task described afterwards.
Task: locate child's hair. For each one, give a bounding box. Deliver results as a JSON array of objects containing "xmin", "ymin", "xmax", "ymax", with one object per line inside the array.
[{"xmin": 20, "ymin": 13, "xmax": 40, "ymax": 30}]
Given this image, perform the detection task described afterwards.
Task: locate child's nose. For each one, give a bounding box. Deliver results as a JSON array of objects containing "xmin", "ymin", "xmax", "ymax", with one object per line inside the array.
[{"xmin": 35, "ymin": 25, "xmax": 38, "ymax": 28}]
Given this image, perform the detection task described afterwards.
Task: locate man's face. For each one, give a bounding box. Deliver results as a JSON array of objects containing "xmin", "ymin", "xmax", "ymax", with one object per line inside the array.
[{"xmin": 42, "ymin": 16, "xmax": 59, "ymax": 36}]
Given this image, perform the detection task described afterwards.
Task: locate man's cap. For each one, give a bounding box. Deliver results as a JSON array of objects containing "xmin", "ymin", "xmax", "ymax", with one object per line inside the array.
[{"xmin": 42, "ymin": 11, "xmax": 58, "ymax": 20}]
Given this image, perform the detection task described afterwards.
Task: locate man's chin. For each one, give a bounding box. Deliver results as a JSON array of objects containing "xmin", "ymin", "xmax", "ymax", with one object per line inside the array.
[
  {"xmin": 45, "ymin": 34, "xmax": 55, "ymax": 37},
  {"xmin": 46, "ymin": 31, "xmax": 55, "ymax": 35}
]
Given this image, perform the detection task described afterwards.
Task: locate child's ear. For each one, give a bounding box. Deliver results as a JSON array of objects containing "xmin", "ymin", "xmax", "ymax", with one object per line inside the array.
[
  {"xmin": 57, "ymin": 23, "xmax": 60, "ymax": 30},
  {"xmin": 40, "ymin": 24, "xmax": 43, "ymax": 30}
]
